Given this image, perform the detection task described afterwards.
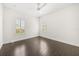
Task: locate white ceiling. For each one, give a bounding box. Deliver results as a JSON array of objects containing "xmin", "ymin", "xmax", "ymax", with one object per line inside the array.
[{"xmin": 3, "ymin": 3, "xmax": 73, "ymax": 17}]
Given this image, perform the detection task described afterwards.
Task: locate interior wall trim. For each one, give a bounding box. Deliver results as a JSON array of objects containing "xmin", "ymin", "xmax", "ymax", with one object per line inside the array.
[
  {"xmin": 40, "ymin": 35, "xmax": 79, "ymax": 47},
  {"xmin": 3, "ymin": 35, "xmax": 39, "ymax": 44}
]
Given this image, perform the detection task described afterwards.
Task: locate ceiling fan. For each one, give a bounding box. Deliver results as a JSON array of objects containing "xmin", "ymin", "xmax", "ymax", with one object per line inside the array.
[{"xmin": 37, "ymin": 3, "xmax": 47, "ymax": 11}]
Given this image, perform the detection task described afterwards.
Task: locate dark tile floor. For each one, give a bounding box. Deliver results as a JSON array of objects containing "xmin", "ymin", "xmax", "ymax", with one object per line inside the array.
[{"xmin": 0, "ymin": 36, "xmax": 79, "ymax": 56}]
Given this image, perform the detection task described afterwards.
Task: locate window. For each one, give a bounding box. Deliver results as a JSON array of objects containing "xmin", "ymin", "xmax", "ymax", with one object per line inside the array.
[{"xmin": 16, "ymin": 17, "xmax": 25, "ymax": 35}]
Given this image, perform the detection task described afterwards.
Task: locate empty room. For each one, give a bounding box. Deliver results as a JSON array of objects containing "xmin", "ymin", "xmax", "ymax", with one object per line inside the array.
[{"xmin": 0, "ymin": 3, "xmax": 79, "ymax": 56}]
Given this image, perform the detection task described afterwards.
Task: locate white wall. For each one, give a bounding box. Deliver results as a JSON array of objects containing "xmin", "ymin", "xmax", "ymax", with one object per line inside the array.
[
  {"xmin": 40, "ymin": 4, "xmax": 79, "ymax": 47},
  {"xmin": 4, "ymin": 4, "xmax": 79, "ymax": 47},
  {"xmin": 3, "ymin": 7, "xmax": 39, "ymax": 44},
  {"xmin": 0, "ymin": 4, "xmax": 3, "ymax": 48}
]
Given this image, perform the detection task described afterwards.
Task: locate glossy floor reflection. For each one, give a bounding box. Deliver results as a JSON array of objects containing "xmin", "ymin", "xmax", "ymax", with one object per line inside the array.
[
  {"xmin": 0, "ymin": 36, "xmax": 79, "ymax": 56},
  {"xmin": 40, "ymin": 39, "xmax": 49, "ymax": 56},
  {"xmin": 14, "ymin": 45, "xmax": 26, "ymax": 56}
]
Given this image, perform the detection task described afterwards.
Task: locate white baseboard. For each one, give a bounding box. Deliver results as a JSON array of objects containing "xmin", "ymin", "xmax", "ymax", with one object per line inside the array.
[
  {"xmin": 3, "ymin": 35, "xmax": 39, "ymax": 44},
  {"xmin": 3, "ymin": 34, "xmax": 79, "ymax": 47},
  {"xmin": 40, "ymin": 35, "xmax": 79, "ymax": 47}
]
